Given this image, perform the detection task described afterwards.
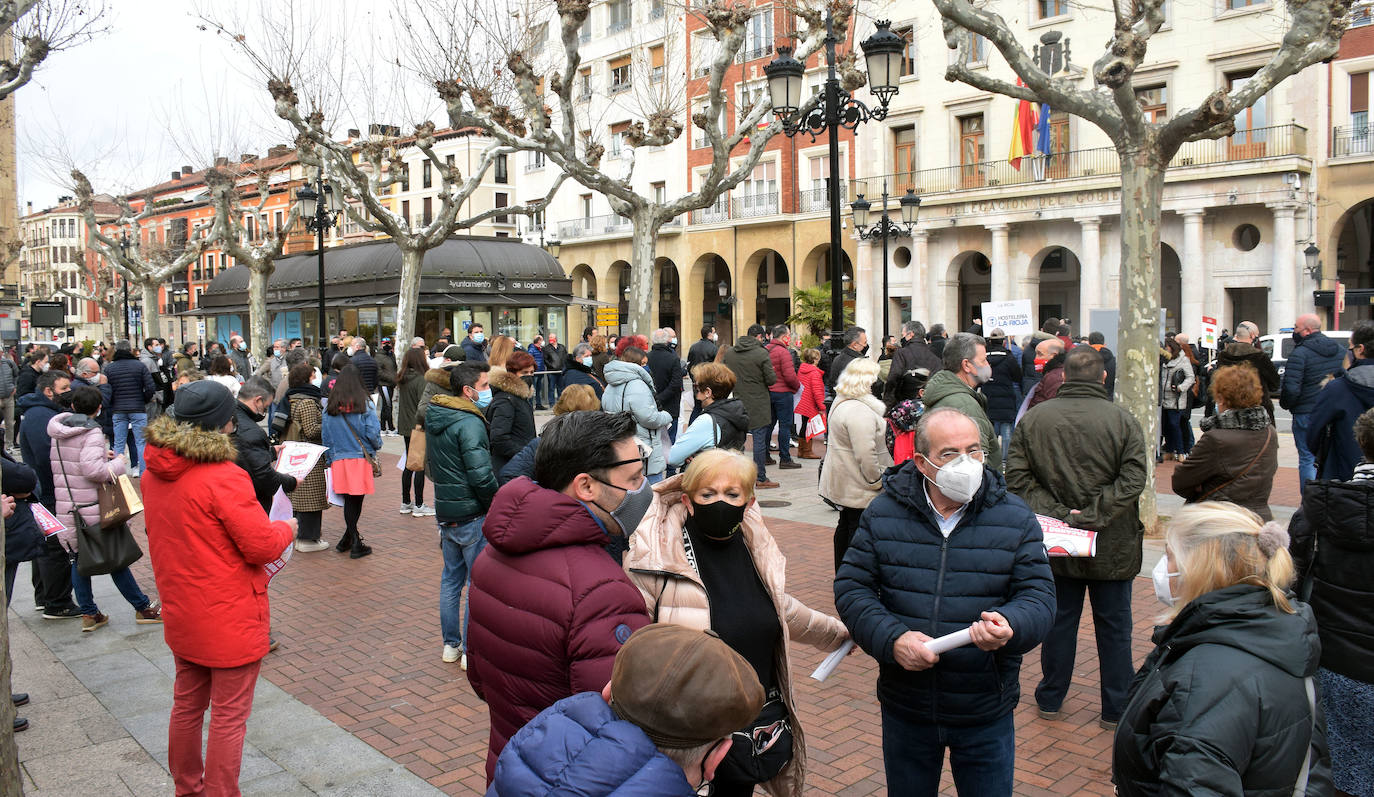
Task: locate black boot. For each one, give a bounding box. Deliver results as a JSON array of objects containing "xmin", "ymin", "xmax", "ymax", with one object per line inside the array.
[
  {"xmin": 349, "ymin": 534, "xmax": 372, "ymax": 559},
  {"xmin": 334, "ymin": 528, "xmax": 354, "ymax": 553}
]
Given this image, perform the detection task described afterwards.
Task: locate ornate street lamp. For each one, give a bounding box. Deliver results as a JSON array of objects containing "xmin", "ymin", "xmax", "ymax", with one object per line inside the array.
[
  {"xmin": 767, "ymin": 18, "xmax": 905, "ymax": 350},
  {"xmin": 547, "ymin": 239, "xmax": 561, "ymax": 259},
  {"xmin": 852, "ymin": 184, "xmax": 921, "ymax": 335},
  {"xmin": 295, "ymin": 176, "xmax": 344, "ymax": 362},
  {"xmin": 1303, "ymin": 242, "xmax": 1322, "ymax": 282}
]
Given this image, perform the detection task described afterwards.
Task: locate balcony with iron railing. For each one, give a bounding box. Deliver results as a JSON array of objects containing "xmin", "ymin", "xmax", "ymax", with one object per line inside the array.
[
  {"xmin": 732, "ymin": 191, "xmax": 780, "ymax": 219},
  {"xmin": 690, "ymin": 199, "xmax": 731, "ymax": 225},
  {"xmin": 1331, "ymin": 122, "xmax": 1374, "ymax": 159},
  {"xmin": 554, "ymin": 214, "xmax": 682, "ymax": 240},
  {"xmin": 736, "ymin": 42, "xmax": 775, "ymax": 63},
  {"xmin": 851, "ymin": 122, "xmax": 1309, "ymax": 200},
  {"xmin": 609, "ymin": 79, "xmax": 632, "ymax": 95},
  {"xmin": 608, "ymin": 17, "xmax": 630, "ymax": 33},
  {"xmin": 797, "ymin": 187, "xmax": 831, "ymax": 213}
]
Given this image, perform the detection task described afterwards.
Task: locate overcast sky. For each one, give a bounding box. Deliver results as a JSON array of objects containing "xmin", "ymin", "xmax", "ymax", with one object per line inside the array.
[{"xmin": 14, "ymin": 0, "xmax": 433, "ymax": 212}]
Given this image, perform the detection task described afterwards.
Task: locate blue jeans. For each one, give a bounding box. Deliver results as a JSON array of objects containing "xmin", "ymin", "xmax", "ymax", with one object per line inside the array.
[
  {"xmin": 769, "ymin": 391, "xmax": 795, "ymax": 464},
  {"xmin": 1034, "ymin": 576, "xmax": 1135, "ymax": 721},
  {"xmin": 994, "ymin": 421, "xmax": 1014, "ymax": 465},
  {"xmin": 750, "ymin": 425, "xmax": 771, "ymax": 482},
  {"xmin": 439, "ymin": 517, "xmax": 486, "ymax": 650},
  {"xmin": 1162, "ymin": 408, "xmax": 1185, "ymax": 454},
  {"xmin": 881, "ymin": 705, "xmax": 1015, "ymax": 796},
  {"xmin": 1292, "ymin": 412, "xmax": 1316, "ymax": 488},
  {"xmin": 72, "ymin": 563, "xmax": 151, "ymax": 617},
  {"xmin": 112, "ymin": 412, "xmax": 148, "ymax": 474}
]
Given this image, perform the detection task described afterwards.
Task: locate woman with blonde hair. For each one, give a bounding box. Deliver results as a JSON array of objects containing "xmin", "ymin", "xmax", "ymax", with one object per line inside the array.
[
  {"xmin": 487, "ymin": 336, "xmax": 517, "ymax": 376},
  {"xmin": 496, "ymin": 384, "xmax": 601, "ymax": 484},
  {"xmin": 1113, "ymin": 502, "xmax": 1326, "ymax": 795},
  {"xmin": 820, "ymin": 357, "xmax": 893, "ymax": 571},
  {"xmin": 625, "ymin": 449, "xmax": 849, "ymax": 797}
]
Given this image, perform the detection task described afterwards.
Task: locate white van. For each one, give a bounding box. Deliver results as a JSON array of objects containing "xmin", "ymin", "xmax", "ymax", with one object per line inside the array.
[{"xmin": 1257, "ymin": 330, "xmax": 1351, "ymax": 377}]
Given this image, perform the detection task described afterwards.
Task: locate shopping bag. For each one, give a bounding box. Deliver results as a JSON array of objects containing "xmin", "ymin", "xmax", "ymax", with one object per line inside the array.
[
  {"xmin": 406, "ymin": 428, "xmax": 427, "ymax": 471},
  {"xmin": 97, "ymin": 473, "xmax": 144, "ymax": 530},
  {"xmin": 805, "ymin": 414, "xmax": 827, "ymax": 440}
]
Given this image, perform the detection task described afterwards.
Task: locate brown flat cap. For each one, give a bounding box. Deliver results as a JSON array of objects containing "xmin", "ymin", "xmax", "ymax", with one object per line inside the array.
[{"xmin": 609, "ymin": 624, "xmax": 764, "ymax": 749}]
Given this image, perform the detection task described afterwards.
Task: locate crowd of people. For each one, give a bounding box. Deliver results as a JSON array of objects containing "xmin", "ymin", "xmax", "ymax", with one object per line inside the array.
[{"xmin": 2, "ymin": 307, "xmax": 1371, "ymax": 797}]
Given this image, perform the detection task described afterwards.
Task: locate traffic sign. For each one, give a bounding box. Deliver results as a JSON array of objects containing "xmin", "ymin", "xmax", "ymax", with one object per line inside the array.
[{"xmin": 595, "ymin": 308, "xmax": 619, "ymax": 326}]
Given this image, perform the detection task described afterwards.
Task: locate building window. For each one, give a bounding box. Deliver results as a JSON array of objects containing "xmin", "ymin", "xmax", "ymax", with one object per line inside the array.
[
  {"xmin": 610, "ymin": 56, "xmax": 632, "ymax": 93},
  {"xmin": 1352, "ymin": 0, "xmax": 1374, "ymax": 27},
  {"xmin": 653, "ymin": 181, "xmax": 666, "ymax": 204},
  {"xmin": 1226, "ymin": 70, "xmax": 1268, "ymax": 158},
  {"xmin": 273, "ymin": 210, "xmax": 283, "ymax": 234},
  {"xmin": 957, "ymin": 31, "xmax": 988, "ymax": 66},
  {"xmin": 206, "ymin": 253, "xmax": 216, "ymax": 279},
  {"xmin": 694, "ymin": 32, "xmax": 717, "ymax": 77},
  {"xmin": 578, "ymin": 68, "xmax": 592, "ymax": 100},
  {"xmin": 495, "ymin": 192, "xmax": 509, "ymax": 224},
  {"xmin": 737, "ymin": 84, "xmax": 766, "ymax": 124},
  {"xmin": 1038, "ymin": 0, "xmax": 1067, "ymax": 19},
  {"xmin": 446, "ymin": 154, "xmax": 455, "ymax": 178},
  {"xmin": 402, "ymin": 199, "xmax": 411, "ymax": 225},
  {"xmin": 743, "ymin": 10, "xmax": 774, "ymax": 61},
  {"xmin": 1225, "ymin": 0, "xmax": 1262, "ymax": 9},
  {"xmin": 1046, "ymin": 110, "xmax": 1071, "ymax": 178},
  {"xmin": 422, "ymin": 197, "xmax": 433, "ymax": 226},
  {"xmin": 895, "ymin": 26, "xmax": 916, "ymax": 77},
  {"xmin": 893, "ymin": 127, "xmax": 917, "ymax": 191},
  {"xmin": 959, "ymin": 114, "xmax": 986, "ymax": 188},
  {"xmin": 650, "ymin": 45, "xmax": 665, "ymax": 83},
  {"xmin": 495, "ymin": 154, "xmax": 508, "ymax": 183},
  {"xmin": 651, "ymin": 0, "xmax": 664, "ymax": 18},
  {"xmin": 422, "ymin": 160, "xmax": 433, "ymax": 188},
  {"xmin": 610, "ymin": 124, "xmax": 631, "ymax": 156},
  {"xmin": 400, "ymin": 163, "xmax": 410, "ymax": 191},
  {"xmin": 608, "ymin": 0, "xmax": 630, "ymax": 33},
  {"xmin": 581, "ymin": 194, "xmax": 593, "ymax": 220},
  {"xmin": 529, "ymin": 150, "xmax": 546, "ymax": 170},
  {"xmin": 1136, "ymin": 85, "xmax": 1168, "ymax": 122}
]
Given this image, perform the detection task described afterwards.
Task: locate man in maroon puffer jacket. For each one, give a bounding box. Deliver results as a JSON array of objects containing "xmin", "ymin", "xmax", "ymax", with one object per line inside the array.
[{"xmin": 466, "ymin": 410, "xmax": 652, "ymax": 783}]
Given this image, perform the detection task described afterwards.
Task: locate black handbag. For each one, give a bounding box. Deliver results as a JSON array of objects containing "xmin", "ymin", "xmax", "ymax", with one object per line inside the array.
[{"xmin": 53, "ymin": 442, "xmax": 143, "ymax": 577}]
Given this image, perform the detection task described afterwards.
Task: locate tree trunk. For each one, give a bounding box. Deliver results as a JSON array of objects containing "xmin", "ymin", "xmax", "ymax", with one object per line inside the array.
[
  {"xmin": 394, "ymin": 248, "xmax": 424, "ymax": 355},
  {"xmin": 140, "ymin": 282, "xmax": 161, "ymax": 344},
  {"xmin": 1116, "ymin": 147, "xmax": 1167, "ymax": 528},
  {"xmin": 627, "ymin": 209, "xmax": 662, "ymax": 335},
  {"xmin": 0, "ymin": 533, "xmax": 18, "ymax": 797},
  {"xmin": 247, "ymin": 266, "xmax": 270, "ymax": 353}
]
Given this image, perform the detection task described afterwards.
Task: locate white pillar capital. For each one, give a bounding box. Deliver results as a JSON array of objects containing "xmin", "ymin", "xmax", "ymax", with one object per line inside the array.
[
  {"xmin": 1074, "ymin": 216, "xmax": 1101, "ymax": 230},
  {"xmin": 1178, "ymin": 208, "xmax": 1207, "ymax": 219}
]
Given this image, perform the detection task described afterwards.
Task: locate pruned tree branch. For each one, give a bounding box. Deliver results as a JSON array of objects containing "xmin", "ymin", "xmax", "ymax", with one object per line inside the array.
[{"xmin": 0, "ymin": 0, "xmax": 108, "ymax": 99}]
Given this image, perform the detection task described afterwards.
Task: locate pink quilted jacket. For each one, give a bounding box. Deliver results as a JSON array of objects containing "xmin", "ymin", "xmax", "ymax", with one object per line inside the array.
[{"xmin": 47, "ymin": 412, "xmax": 125, "ymax": 529}]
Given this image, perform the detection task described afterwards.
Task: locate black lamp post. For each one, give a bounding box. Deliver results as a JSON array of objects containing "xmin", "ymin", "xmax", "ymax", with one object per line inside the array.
[
  {"xmin": 767, "ymin": 17, "xmax": 905, "ymax": 349},
  {"xmin": 1303, "ymin": 242, "xmax": 1322, "ymax": 283},
  {"xmin": 852, "ymin": 183, "xmax": 921, "ymax": 335},
  {"xmin": 295, "ymin": 176, "xmax": 344, "ymax": 364},
  {"xmin": 119, "ymin": 232, "xmax": 130, "ymax": 340}
]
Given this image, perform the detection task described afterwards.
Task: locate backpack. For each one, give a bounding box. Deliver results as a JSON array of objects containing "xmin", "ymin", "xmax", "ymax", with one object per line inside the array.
[{"xmin": 889, "ymin": 420, "xmax": 916, "ymax": 465}]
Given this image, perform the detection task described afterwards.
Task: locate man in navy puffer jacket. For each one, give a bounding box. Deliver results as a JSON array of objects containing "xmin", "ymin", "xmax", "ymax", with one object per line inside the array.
[
  {"xmin": 104, "ymin": 340, "xmax": 155, "ymax": 476},
  {"xmin": 487, "ymin": 624, "xmax": 764, "ymax": 797},
  {"xmin": 835, "ymin": 407, "xmax": 1054, "ymax": 796}
]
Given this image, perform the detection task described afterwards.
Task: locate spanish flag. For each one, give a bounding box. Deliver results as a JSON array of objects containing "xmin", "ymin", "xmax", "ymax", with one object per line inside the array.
[{"xmin": 1008, "ymin": 81, "xmax": 1038, "ymax": 171}]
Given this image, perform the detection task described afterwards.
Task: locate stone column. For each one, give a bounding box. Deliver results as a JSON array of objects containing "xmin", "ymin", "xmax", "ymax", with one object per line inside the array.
[
  {"xmin": 988, "ymin": 224, "xmax": 1010, "ymax": 302},
  {"xmin": 1268, "ymin": 203, "xmax": 1298, "ymax": 331},
  {"xmin": 1076, "ymin": 217, "xmax": 1102, "ymax": 316},
  {"xmin": 926, "ymin": 234, "xmax": 946, "ymax": 326},
  {"xmin": 911, "ymin": 231, "xmax": 928, "ymax": 324},
  {"xmin": 855, "ymin": 236, "xmax": 874, "ymax": 336},
  {"xmin": 1179, "ymin": 209, "xmax": 1207, "ymax": 338}
]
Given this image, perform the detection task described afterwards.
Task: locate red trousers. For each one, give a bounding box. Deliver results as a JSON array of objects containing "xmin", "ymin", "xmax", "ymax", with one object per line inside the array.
[{"xmin": 169, "ymin": 656, "xmax": 262, "ymax": 797}]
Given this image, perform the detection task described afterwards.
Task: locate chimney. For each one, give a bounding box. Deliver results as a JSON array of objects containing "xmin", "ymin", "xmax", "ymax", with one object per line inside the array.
[
  {"xmin": 172, "ymin": 171, "xmax": 182, "ymax": 181},
  {"xmin": 214, "ymin": 156, "xmax": 229, "ymax": 167},
  {"xmin": 240, "ymin": 154, "xmax": 258, "ymax": 163},
  {"xmin": 347, "ymin": 128, "xmax": 360, "ymax": 139},
  {"xmin": 267, "ymin": 144, "xmax": 290, "ymax": 158},
  {"xmin": 25, "ymin": 201, "xmax": 31, "ymax": 214},
  {"xmin": 182, "ymin": 165, "xmax": 194, "ymax": 175}
]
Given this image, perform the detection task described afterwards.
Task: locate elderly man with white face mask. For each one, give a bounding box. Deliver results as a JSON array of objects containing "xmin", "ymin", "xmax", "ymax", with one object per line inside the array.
[{"xmin": 835, "ymin": 406, "xmax": 1054, "ymax": 797}]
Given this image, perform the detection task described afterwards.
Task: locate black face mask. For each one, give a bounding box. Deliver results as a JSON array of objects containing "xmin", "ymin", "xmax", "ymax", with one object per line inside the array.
[
  {"xmin": 1292, "ymin": 331, "xmax": 1304, "ymax": 345},
  {"xmin": 54, "ymin": 390, "xmax": 73, "ymax": 408},
  {"xmin": 686, "ymin": 499, "xmax": 747, "ymax": 542},
  {"xmin": 860, "ymin": 344, "xmax": 871, "ymax": 356}
]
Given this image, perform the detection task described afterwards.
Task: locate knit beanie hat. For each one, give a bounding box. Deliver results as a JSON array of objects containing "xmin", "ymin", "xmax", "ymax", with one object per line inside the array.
[{"xmin": 171, "ymin": 381, "xmax": 236, "ymax": 431}]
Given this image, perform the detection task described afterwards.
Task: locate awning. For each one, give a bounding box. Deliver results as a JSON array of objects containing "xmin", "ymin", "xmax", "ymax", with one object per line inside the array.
[{"xmin": 567, "ymin": 295, "xmax": 613, "ymax": 307}]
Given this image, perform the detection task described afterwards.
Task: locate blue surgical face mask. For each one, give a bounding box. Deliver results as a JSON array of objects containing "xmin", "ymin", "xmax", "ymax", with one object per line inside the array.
[
  {"xmin": 475, "ymin": 388, "xmax": 493, "ymax": 408},
  {"xmin": 582, "ymin": 355, "xmax": 594, "ymax": 367},
  {"xmin": 472, "ymin": 332, "xmax": 485, "ymax": 344}
]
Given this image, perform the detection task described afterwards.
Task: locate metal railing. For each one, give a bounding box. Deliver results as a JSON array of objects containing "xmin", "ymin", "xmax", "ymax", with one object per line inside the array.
[
  {"xmin": 737, "ymin": 42, "xmax": 775, "ymax": 63},
  {"xmin": 851, "ymin": 122, "xmax": 1308, "ymax": 199},
  {"xmin": 608, "ymin": 17, "xmax": 630, "ymax": 33},
  {"xmin": 609, "ymin": 80, "xmax": 632, "ymax": 94},
  {"xmin": 732, "ymin": 191, "xmax": 779, "ymax": 219},
  {"xmin": 556, "ymin": 213, "xmax": 632, "ymax": 239},
  {"xmin": 650, "ymin": 4, "xmax": 664, "ymax": 18},
  {"xmin": 690, "ymin": 199, "xmax": 730, "ymax": 224},
  {"xmin": 650, "ymin": 65, "xmax": 664, "ymax": 83},
  {"xmin": 1332, "ymin": 123, "xmax": 1374, "ymax": 158},
  {"xmin": 797, "ymin": 187, "xmax": 830, "ymax": 212}
]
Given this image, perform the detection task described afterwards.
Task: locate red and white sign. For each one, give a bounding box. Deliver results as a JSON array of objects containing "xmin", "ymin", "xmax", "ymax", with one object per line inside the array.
[
  {"xmin": 19, "ymin": 319, "xmax": 28, "ymax": 330},
  {"xmin": 30, "ymin": 504, "xmax": 66, "ymax": 537},
  {"xmin": 1199, "ymin": 316, "xmax": 1218, "ymax": 350},
  {"xmin": 1037, "ymin": 514, "xmax": 1098, "ymax": 557},
  {"xmin": 1336, "ymin": 282, "xmax": 1347, "ymax": 314}
]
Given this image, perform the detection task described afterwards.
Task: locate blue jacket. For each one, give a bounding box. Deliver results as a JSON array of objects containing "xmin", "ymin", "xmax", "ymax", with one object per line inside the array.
[
  {"xmin": 72, "ymin": 376, "xmax": 114, "ymax": 440},
  {"xmin": 530, "ymin": 345, "xmax": 545, "ymax": 371},
  {"xmin": 319, "ymin": 405, "xmax": 382, "ymax": 465},
  {"xmin": 350, "ymin": 350, "xmax": 379, "ymax": 392},
  {"xmin": 834, "ymin": 463, "xmax": 1055, "ymax": 726},
  {"xmin": 462, "ymin": 337, "xmax": 488, "ymax": 363},
  {"xmin": 104, "ymin": 350, "xmax": 155, "ymax": 413},
  {"xmin": 487, "ymin": 692, "xmax": 698, "ymax": 797},
  {"xmin": 17, "ymin": 392, "xmax": 63, "ymax": 510},
  {"xmin": 562, "ymin": 361, "xmax": 605, "ymax": 399},
  {"xmin": 1308, "ymin": 358, "xmax": 1374, "ymax": 481},
  {"xmin": 498, "ymin": 436, "xmax": 538, "ymax": 485},
  {"xmin": 1280, "ymin": 331, "xmax": 1345, "ymax": 415},
  {"xmin": 2, "ymin": 457, "xmax": 44, "ymax": 564}
]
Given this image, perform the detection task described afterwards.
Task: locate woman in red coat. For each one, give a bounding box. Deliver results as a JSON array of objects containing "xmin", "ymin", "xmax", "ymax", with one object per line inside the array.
[
  {"xmin": 795, "ymin": 349, "xmax": 827, "ymax": 459},
  {"xmin": 141, "ymin": 381, "xmax": 296, "ymax": 797}
]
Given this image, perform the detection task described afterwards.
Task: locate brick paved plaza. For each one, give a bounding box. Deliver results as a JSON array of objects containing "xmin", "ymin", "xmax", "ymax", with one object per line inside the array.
[{"xmin": 13, "ymin": 435, "xmax": 1307, "ymax": 795}]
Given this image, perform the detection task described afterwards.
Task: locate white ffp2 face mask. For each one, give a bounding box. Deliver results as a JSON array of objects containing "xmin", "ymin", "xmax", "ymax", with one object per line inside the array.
[
  {"xmin": 929, "ymin": 453, "xmax": 983, "ymax": 504},
  {"xmin": 1152, "ymin": 554, "xmax": 1180, "ymax": 607}
]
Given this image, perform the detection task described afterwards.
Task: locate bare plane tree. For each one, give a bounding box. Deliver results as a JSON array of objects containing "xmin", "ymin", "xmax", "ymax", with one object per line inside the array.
[
  {"xmin": 203, "ymin": 167, "xmax": 301, "ymax": 354},
  {"xmin": 70, "ymin": 169, "xmax": 213, "ymax": 341},
  {"xmin": 438, "ymin": 0, "xmax": 840, "ymax": 334},
  {"xmin": 930, "ymin": 0, "xmax": 1352, "ymax": 523},
  {"xmin": 0, "ymin": 0, "xmax": 107, "ymax": 98}
]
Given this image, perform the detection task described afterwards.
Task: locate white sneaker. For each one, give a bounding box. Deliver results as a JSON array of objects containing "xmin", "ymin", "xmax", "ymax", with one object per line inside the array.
[
  {"xmin": 399, "ymin": 503, "xmax": 413, "ymax": 515},
  {"xmin": 412, "ymin": 504, "xmax": 435, "ymax": 517},
  {"xmin": 294, "ymin": 539, "xmax": 331, "ymax": 553},
  {"xmin": 442, "ymin": 644, "xmax": 461, "ymax": 663},
  {"xmin": 460, "ymin": 653, "xmax": 467, "ymax": 671}
]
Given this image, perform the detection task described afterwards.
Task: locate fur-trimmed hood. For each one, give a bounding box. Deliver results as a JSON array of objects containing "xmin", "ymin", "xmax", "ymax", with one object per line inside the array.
[
  {"xmin": 143, "ymin": 414, "xmax": 238, "ymax": 481},
  {"xmin": 490, "ymin": 368, "xmax": 533, "ymax": 399},
  {"xmin": 424, "ymin": 366, "xmax": 456, "ymax": 391}
]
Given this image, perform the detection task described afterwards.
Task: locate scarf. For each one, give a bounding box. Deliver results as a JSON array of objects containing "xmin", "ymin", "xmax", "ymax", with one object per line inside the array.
[{"xmin": 1199, "ymin": 406, "xmax": 1270, "ymax": 433}]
